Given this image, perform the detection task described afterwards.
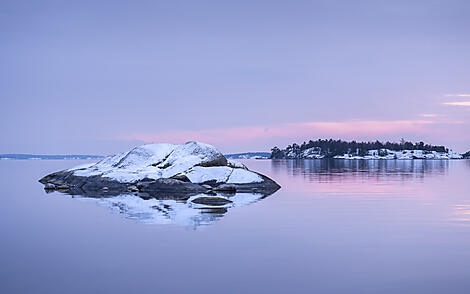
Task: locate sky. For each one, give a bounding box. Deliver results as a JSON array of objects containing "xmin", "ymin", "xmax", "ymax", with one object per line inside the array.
[{"xmin": 1, "ymin": 0, "xmax": 470, "ymax": 155}]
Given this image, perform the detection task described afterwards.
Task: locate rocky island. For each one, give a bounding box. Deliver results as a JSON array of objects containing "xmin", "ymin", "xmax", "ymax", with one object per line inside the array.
[
  {"xmin": 271, "ymin": 139, "xmax": 465, "ymax": 160},
  {"xmin": 39, "ymin": 142, "xmax": 280, "ymax": 200}
]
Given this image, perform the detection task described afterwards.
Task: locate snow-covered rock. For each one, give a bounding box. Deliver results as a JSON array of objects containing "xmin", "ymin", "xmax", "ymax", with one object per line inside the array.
[
  {"xmin": 301, "ymin": 147, "xmax": 324, "ymax": 159},
  {"xmin": 40, "ymin": 141, "xmax": 280, "ymax": 196},
  {"xmin": 284, "ymin": 147, "xmax": 325, "ymax": 159}
]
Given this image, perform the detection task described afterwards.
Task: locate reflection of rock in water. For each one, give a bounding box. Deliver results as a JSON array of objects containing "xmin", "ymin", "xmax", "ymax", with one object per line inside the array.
[
  {"xmin": 271, "ymin": 159, "xmax": 449, "ymax": 182},
  {"xmin": 465, "ymin": 159, "xmax": 470, "ymax": 169},
  {"xmin": 53, "ymin": 192, "xmax": 270, "ymax": 229}
]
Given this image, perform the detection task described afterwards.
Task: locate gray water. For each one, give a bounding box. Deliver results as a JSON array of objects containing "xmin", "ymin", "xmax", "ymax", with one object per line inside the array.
[{"xmin": 1, "ymin": 159, "xmax": 470, "ymax": 293}]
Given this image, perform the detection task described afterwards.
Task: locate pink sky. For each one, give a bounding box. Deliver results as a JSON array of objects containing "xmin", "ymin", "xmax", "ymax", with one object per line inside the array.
[{"xmin": 127, "ymin": 114, "xmax": 469, "ymax": 153}]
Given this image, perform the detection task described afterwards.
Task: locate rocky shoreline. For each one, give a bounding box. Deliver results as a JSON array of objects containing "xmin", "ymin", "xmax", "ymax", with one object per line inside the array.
[{"xmin": 273, "ymin": 148, "xmax": 463, "ymax": 160}]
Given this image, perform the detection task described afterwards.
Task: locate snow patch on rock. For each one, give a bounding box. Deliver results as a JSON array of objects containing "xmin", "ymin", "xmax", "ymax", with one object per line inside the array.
[
  {"xmin": 227, "ymin": 168, "xmax": 263, "ymax": 183},
  {"xmin": 185, "ymin": 166, "xmax": 233, "ymax": 183},
  {"xmin": 227, "ymin": 159, "xmax": 247, "ymax": 169}
]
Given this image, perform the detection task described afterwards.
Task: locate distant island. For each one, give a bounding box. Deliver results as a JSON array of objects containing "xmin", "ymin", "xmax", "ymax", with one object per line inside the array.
[
  {"xmin": 0, "ymin": 154, "xmax": 104, "ymax": 160},
  {"xmin": 225, "ymin": 152, "xmax": 270, "ymax": 159},
  {"xmin": 270, "ymin": 139, "xmax": 466, "ymax": 160}
]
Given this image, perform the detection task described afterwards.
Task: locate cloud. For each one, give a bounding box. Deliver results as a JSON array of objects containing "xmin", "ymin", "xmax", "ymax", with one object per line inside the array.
[
  {"xmin": 445, "ymin": 94, "xmax": 470, "ymax": 97},
  {"xmin": 442, "ymin": 101, "xmax": 470, "ymax": 106},
  {"xmin": 419, "ymin": 114, "xmax": 439, "ymax": 118}
]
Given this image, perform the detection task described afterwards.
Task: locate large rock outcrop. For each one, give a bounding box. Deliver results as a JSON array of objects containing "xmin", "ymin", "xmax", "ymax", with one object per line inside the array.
[{"xmin": 39, "ymin": 142, "xmax": 280, "ymax": 197}]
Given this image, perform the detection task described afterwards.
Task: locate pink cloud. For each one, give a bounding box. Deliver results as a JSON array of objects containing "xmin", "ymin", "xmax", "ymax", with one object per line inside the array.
[
  {"xmin": 443, "ymin": 101, "xmax": 470, "ymax": 107},
  {"xmin": 419, "ymin": 113, "xmax": 439, "ymax": 118},
  {"xmin": 445, "ymin": 94, "xmax": 470, "ymax": 97}
]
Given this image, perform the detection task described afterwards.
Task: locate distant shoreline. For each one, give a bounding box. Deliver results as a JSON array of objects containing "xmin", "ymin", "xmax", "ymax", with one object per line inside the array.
[
  {"xmin": 0, "ymin": 154, "xmax": 104, "ymax": 160},
  {"xmin": 1, "ymin": 152, "xmax": 468, "ymax": 161}
]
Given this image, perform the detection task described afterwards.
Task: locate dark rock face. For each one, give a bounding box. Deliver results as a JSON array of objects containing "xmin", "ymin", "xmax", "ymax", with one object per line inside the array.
[
  {"xmin": 40, "ymin": 170, "xmax": 280, "ymax": 198},
  {"xmin": 137, "ymin": 178, "xmax": 207, "ymax": 194},
  {"xmin": 213, "ymin": 184, "xmax": 237, "ymax": 192},
  {"xmin": 39, "ymin": 142, "xmax": 281, "ymax": 199}
]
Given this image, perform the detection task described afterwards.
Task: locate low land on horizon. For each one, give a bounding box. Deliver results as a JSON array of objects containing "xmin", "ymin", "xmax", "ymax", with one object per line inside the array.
[
  {"xmin": 0, "ymin": 154, "xmax": 104, "ymax": 160},
  {"xmin": 2, "ymin": 139, "xmax": 469, "ymax": 160},
  {"xmin": 0, "ymin": 152, "xmax": 270, "ymax": 160}
]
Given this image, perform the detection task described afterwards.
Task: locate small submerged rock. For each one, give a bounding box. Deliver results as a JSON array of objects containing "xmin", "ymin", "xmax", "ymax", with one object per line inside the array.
[
  {"xmin": 191, "ymin": 197, "xmax": 233, "ymax": 206},
  {"xmin": 39, "ymin": 141, "xmax": 280, "ymax": 197}
]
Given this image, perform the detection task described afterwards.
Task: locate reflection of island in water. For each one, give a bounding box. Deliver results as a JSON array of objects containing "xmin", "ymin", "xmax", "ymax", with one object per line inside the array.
[
  {"xmin": 271, "ymin": 159, "xmax": 450, "ymax": 183},
  {"xmin": 48, "ymin": 191, "xmax": 271, "ymax": 229}
]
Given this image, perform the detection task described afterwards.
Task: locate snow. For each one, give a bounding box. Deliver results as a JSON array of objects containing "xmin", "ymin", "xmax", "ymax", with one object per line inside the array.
[
  {"xmin": 185, "ymin": 166, "xmax": 263, "ymax": 184},
  {"xmin": 225, "ymin": 153, "xmax": 269, "ymax": 159},
  {"xmin": 73, "ymin": 168, "xmax": 103, "ymax": 177},
  {"xmin": 227, "ymin": 159, "xmax": 246, "ymax": 169},
  {"xmin": 227, "ymin": 168, "xmax": 263, "ymax": 183},
  {"xmin": 68, "ymin": 141, "xmax": 265, "ymax": 184},
  {"xmin": 93, "ymin": 151, "xmax": 130, "ymax": 169},
  {"xmin": 114, "ymin": 144, "xmax": 176, "ymax": 171},
  {"xmin": 157, "ymin": 142, "xmax": 224, "ymax": 178},
  {"xmin": 185, "ymin": 166, "xmax": 233, "ymax": 183},
  {"xmin": 333, "ymin": 149, "xmax": 464, "ymax": 160},
  {"xmin": 302, "ymin": 147, "xmax": 324, "ymax": 159},
  {"xmin": 66, "ymin": 162, "xmax": 96, "ymax": 171},
  {"xmin": 285, "ymin": 147, "xmax": 325, "ymax": 159}
]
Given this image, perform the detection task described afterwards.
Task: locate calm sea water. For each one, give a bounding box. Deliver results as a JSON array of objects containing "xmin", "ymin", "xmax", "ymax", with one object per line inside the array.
[{"xmin": 1, "ymin": 159, "xmax": 470, "ymax": 293}]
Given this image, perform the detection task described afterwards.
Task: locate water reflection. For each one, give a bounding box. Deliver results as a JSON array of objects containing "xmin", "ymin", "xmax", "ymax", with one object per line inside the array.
[
  {"xmin": 450, "ymin": 203, "xmax": 470, "ymax": 225},
  {"xmin": 271, "ymin": 159, "xmax": 449, "ymax": 183},
  {"xmin": 50, "ymin": 191, "xmax": 270, "ymax": 229},
  {"xmin": 265, "ymin": 159, "xmax": 470, "ymax": 227},
  {"xmin": 4, "ymin": 159, "xmax": 470, "ymax": 293}
]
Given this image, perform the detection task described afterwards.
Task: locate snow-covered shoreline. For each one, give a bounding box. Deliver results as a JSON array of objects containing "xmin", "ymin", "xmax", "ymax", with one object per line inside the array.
[
  {"xmin": 283, "ymin": 148, "xmax": 464, "ymax": 160},
  {"xmin": 334, "ymin": 149, "xmax": 463, "ymax": 160}
]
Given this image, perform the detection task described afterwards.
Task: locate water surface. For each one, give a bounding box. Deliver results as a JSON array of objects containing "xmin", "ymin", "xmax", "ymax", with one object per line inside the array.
[{"xmin": 1, "ymin": 159, "xmax": 470, "ymax": 293}]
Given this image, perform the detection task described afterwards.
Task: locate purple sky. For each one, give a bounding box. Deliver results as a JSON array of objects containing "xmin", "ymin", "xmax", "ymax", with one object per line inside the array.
[{"xmin": 1, "ymin": 0, "xmax": 470, "ymax": 155}]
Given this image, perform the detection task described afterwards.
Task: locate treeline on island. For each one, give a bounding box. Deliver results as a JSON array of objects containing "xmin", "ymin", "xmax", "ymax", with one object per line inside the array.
[{"xmin": 270, "ymin": 139, "xmax": 450, "ymax": 159}]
